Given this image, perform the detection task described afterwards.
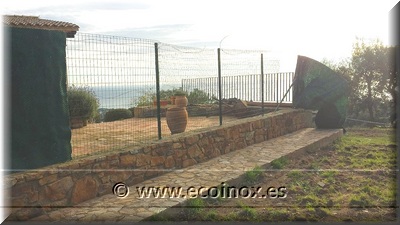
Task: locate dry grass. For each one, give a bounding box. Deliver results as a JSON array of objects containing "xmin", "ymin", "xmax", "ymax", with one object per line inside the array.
[{"xmin": 71, "ymin": 116, "xmax": 236, "ymax": 158}]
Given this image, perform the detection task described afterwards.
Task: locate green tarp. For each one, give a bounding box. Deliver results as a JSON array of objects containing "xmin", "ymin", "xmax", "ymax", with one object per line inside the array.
[
  {"xmin": 10, "ymin": 27, "xmax": 72, "ymax": 171},
  {"xmin": 293, "ymin": 55, "xmax": 350, "ymax": 128}
]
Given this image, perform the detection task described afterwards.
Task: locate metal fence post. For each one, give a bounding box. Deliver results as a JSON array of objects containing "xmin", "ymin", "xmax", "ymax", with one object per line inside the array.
[
  {"xmin": 261, "ymin": 53, "xmax": 264, "ymax": 116},
  {"xmin": 276, "ymin": 72, "xmax": 279, "ymax": 104},
  {"xmin": 154, "ymin": 42, "xmax": 162, "ymax": 140},
  {"xmin": 218, "ymin": 48, "xmax": 222, "ymax": 126}
]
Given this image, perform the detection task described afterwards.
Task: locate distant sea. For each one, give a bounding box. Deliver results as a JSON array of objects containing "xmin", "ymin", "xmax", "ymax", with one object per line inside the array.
[
  {"xmin": 89, "ymin": 74, "xmax": 293, "ymax": 109},
  {"xmin": 90, "ymin": 84, "xmax": 181, "ymax": 109}
]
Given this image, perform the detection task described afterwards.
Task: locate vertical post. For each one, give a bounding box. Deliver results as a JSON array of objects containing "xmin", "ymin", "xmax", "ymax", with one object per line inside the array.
[
  {"xmin": 276, "ymin": 73, "xmax": 279, "ymax": 105},
  {"xmin": 218, "ymin": 48, "xmax": 223, "ymax": 126},
  {"xmin": 247, "ymin": 75, "xmax": 250, "ymax": 101},
  {"xmin": 261, "ymin": 54, "xmax": 264, "ymax": 116},
  {"xmin": 181, "ymin": 78, "xmax": 184, "ymax": 92},
  {"xmin": 154, "ymin": 43, "xmax": 162, "ymax": 140}
]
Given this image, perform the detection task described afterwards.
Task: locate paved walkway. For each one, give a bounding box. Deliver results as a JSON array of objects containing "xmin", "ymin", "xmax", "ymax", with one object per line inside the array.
[{"xmin": 28, "ymin": 128, "xmax": 342, "ymax": 223}]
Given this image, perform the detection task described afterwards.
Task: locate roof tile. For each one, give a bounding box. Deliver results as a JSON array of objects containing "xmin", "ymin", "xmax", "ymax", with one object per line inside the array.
[{"xmin": 3, "ymin": 15, "xmax": 79, "ymax": 37}]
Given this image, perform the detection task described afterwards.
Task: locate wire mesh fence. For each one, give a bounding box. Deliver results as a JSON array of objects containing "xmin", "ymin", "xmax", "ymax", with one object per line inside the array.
[
  {"xmin": 220, "ymin": 49, "xmax": 262, "ymax": 102},
  {"xmin": 66, "ymin": 33, "xmax": 156, "ymax": 158},
  {"xmin": 157, "ymin": 43, "xmax": 220, "ymax": 138},
  {"xmin": 66, "ymin": 32, "xmax": 294, "ymax": 159}
]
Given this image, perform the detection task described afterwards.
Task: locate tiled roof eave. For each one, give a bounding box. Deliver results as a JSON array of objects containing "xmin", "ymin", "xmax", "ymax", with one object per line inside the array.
[
  {"xmin": 6, "ymin": 24, "xmax": 78, "ymax": 32},
  {"xmin": 3, "ymin": 15, "xmax": 79, "ymax": 37}
]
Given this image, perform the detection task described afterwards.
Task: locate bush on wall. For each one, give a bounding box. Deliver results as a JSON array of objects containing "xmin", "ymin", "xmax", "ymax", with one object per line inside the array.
[
  {"xmin": 67, "ymin": 86, "xmax": 99, "ymax": 121},
  {"xmin": 132, "ymin": 88, "xmax": 215, "ymax": 107},
  {"xmin": 104, "ymin": 108, "xmax": 133, "ymax": 122},
  {"xmin": 187, "ymin": 88, "xmax": 215, "ymax": 104}
]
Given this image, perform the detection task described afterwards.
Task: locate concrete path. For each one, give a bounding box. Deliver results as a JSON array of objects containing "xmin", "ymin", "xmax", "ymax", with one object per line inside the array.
[{"xmin": 27, "ymin": 128, "xmax": 342, "ymax": 223}]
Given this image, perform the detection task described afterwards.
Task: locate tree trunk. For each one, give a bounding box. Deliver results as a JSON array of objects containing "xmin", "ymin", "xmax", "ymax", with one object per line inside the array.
[
  {"xmin": 388, "ymin": 68, "xmax": 397, "ymax": 126},
  {"xmin": 366, "ymin": 78, "xmax": 374, "ymax": 121}
]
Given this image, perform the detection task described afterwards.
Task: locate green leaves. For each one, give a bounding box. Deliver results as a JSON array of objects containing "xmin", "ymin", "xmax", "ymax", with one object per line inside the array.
[
  {"xmin": 67, "ymin": 85, "xmax": 99, "ymax": 120},
  {"xmin": 187, "ymin": 88, "xmax": 215, "ymax": 104},
  {"xmin": 327, "ymin": 38, "xmax": 395, "ymax": 124}
]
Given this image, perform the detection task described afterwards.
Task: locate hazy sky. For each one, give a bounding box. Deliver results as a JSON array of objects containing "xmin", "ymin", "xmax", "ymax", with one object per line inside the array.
[{"xmin": 1, "ymin": 0, "xmax": 398, "ymax": 70}]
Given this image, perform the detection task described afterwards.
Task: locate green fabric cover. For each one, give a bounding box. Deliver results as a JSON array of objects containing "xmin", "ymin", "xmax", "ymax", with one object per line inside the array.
[
  {"xmin": 10, "ymin": 27, "xmax": 72, "ymax": 171},
  {"xmin": 293, "ymin": 55, "xmax": 349, "ymax": 128}
]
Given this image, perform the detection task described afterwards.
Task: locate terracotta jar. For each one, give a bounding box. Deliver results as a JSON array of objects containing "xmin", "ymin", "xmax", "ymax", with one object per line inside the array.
[
  {"xmin": 166, "ymin": 107, "xmax": 188, "ymax": 134},
  {"xmin": 153, "ymin": 99, "xmax": 169, "ymax": 107},
  {"xmin": 175, "ymin": 95, "xmax": 188, "ymax": 107},
  {"xmin": 170, "ymin": 96, "xmax": 176, "ymax": 105}
]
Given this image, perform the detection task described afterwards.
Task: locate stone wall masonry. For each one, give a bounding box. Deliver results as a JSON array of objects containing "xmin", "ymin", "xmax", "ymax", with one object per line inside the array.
[{"xmin": 5, "ymin": 108, "xmax": 313, "ymax": 220}]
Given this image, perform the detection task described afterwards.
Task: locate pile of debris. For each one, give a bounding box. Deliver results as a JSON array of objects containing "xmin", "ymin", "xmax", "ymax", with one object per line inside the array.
[{"xmin": 220, "ymin": 98, "xmax": 271, "ymax": 118}]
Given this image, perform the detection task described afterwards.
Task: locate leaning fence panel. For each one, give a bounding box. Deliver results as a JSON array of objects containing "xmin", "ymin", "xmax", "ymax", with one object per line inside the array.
[{"xmin": 66, "ymin": 33, "xmax": 156, "ymax": 158}]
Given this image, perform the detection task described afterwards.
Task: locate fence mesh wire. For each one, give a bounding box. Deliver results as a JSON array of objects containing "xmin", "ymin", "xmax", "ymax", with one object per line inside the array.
[
  {"xmin": 66, "ymin": 33, "xmax": 156, "ymax": 158},
  {"xmin": 66, "ymin": 33, "xmax": 293, "ymax": 159},
  {"xmin": 157, "ymin": 43, "xmax": 219, "ymax": 138}
]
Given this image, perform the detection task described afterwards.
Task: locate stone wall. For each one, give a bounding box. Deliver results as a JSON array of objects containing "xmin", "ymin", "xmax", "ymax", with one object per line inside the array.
[{"xmin": 5, "ymin": 108, "xmax": 313, "ymax": 220}]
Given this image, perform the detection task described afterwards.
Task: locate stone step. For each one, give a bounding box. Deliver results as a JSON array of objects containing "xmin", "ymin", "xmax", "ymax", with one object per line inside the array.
[{"xmin": 26, "ymin": 128, "xmax": 342, "ymax": 223}]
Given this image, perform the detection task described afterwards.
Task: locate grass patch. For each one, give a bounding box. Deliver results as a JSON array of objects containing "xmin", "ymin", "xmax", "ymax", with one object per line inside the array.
[
  {"xmin": 145, "ymin": 127, "xmax": 396, "ymax": 222},
  {"xmin": 264, "ymin": 208, "xmax": 290, "ymax": 221},
  {"xmin": 320, "ymin": 170, "xmax": 337, "ymax": 183},
  {"xmin": 242, "ymin": 166, "xmax": 263, "ymax": 185},
  {"xmin": 239, "ymin": 207, "xmax": 258, "ymax": 221},
  {"xmin": 204, "ymin": 209, "xmax": 219, "ymax": 221},
  {"xmin": 236, "ymin": 201, "xmax": 258, "ymax": 221},
  {"xmin": 348, "ymin": 193, "xmax": 371, "ymax": 208},
  {"xmin": 185, "ymin": 198, "xmax": 206, "ymax": 220},
  {"xmin": 287, "ymin": 171, "xmax": 307, "ymax": 180},
  {"xmin": 309, "ymin": 161, "xmax": 320, "ymax": 170},
  {"xmin": 270, "ymin": 156, "xmax": 288, "ymax": 169}
]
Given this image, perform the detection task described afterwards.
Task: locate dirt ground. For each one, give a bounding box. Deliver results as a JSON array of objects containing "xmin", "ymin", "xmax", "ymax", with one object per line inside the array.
[
  {"xmin": 71, "ymin": 116, "xmax": 236, "ymax": 158},
  {"xmin": 148, "ymin": 127, "xmax": 397, "ymax": 222}
]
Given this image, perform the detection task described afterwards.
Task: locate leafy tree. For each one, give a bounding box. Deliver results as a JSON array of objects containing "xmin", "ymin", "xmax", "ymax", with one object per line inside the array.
[
  {"xmin": 324, "ymin": 39, "xmax": 396, "ymax": 125},
  {"xmin": 350, "ymin": 39, "xmax": 396, "ymax": 122}
]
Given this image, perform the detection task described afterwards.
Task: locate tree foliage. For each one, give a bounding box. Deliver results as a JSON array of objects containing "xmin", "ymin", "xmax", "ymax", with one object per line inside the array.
[
  {"xmin": 67, "ymin": 85, "xmax": 99, "ymax": 120},
  {"xmin": 187, "ymin": 88, "xmax": 215, "ymax": 104},
  {"xmin": 326, "ymin": 39, "xmax": 396, "ymax": 125}
]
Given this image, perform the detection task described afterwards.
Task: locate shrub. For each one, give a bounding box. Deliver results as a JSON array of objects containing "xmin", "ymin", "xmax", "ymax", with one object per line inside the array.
[
  {"xmin": 104, "ymin": 108, "xmax": 133, "ymax": 122},
  {"xmin": 187, "ymin": 88, "xmax": 213, "ymax": 104},
  {"xmin": 132, "ymin": 90, "xmax": 154, "ymax": 107},
  {"xmin": 132, "ymin": 89, "xmax": 177, "ymax": 107},
  {"xmin": 132, "ymin": 87, "xmax": 215, "ymax": 107},
  {"xmin": 173, "ymin": 88, "xmax": 187, "ymax": 96},
  {"xmin": 67, "ymin": 86, "xmax": 99, "ymax": 121},
  {"xmin": 161, "ymin": 89, "xmax": 177, "ymax": 98}
]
